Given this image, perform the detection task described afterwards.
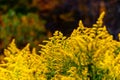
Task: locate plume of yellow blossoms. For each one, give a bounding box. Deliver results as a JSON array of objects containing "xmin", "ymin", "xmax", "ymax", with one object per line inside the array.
[
  {"xmin": 0, "ymin": 39, "xmax": 48, "ymax": 80},
  {"xmin": 40, "ymin": 11, "xmax": 120, "ymax": 80}
]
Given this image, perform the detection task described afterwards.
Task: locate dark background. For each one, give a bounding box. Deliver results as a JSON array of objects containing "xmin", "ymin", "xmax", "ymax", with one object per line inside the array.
[{"xmin": 0, "ymin": 0, "xmax": 120, "ymax": 53}]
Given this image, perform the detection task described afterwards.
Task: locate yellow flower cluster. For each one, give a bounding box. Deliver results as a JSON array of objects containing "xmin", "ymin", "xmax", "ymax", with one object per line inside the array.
[
  {"xmin": 40, "ymin": 11, "xmax": 120, "ymax": 80},
  {"xmin": 1, "ymin": 12, "xmax": 120, "ymax": 79},
  {"xmin": 0, "ymin": 40, "xmax": 47, "ymax": 80}
]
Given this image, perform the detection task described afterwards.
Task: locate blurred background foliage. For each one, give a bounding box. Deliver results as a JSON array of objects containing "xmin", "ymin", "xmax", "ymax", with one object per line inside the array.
[
  {"xmin": 0, "ymin": 0, "xmax": 119, "ymax": 53},
  {"xmin": 0, "ymin": 9, "xmax": 47, "ymax": 52}
]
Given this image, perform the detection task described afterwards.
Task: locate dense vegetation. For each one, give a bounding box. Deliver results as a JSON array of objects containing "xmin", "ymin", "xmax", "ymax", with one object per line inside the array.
[
  {"xmin": 0, "ymin": 1, "xmax": 120, "ymax": 79},
  {"xmin": 0, "ymin": 12, "xmax": 120, "ymax": 79}
]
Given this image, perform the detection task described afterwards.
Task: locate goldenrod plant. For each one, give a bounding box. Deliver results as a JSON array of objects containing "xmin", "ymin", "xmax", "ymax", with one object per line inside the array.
[
  {"xmin": 0, "ymin": 40, "xmax": 48, "ymax": 80},
  {"xmin": 40, "ymin": 11, "xmax": 120, "ymax": 80},
  {"xmin": 1, "ymin": 12, "xmax": 120, "ymax": 79}
]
